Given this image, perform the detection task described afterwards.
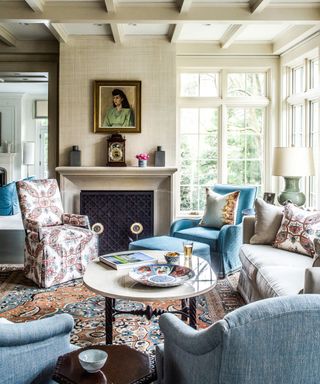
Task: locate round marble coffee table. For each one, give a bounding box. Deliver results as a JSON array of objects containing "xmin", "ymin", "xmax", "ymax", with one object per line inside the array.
[{"xmin": 83, "ymin": 250, "xmax": 216, "ymax": 344}]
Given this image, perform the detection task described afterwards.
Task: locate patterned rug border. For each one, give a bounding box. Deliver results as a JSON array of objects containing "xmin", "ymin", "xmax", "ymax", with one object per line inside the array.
[{"xmin": 0, "ymin": 264, "xmax": 24, "ymax": 271}]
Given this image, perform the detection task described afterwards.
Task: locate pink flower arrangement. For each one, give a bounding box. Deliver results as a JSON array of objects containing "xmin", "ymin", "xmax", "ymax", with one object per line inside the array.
[{"xmin": 136, "ymin": 153, "xmax": 150, "ymax": 160}]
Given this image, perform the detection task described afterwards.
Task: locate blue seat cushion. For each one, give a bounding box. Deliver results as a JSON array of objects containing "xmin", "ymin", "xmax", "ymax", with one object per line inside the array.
[
  {"xmin": 173, "ymin": 227, "xmax": 220, "ymax": 252},
  {"xmin": 129, "ymin": 235, "xmax": 210, "ymax": 262},
  {"xmin": 0, "ymin": 182, "xmax": 19, "ymax": 216}
]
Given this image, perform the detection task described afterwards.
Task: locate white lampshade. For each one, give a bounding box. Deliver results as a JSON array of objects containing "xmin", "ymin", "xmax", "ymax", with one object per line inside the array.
[
  {"xmin": 23, "ymin": 142, "xmax": 35, "ymax": 165},
  {"xmin": 272, "ymin": 147, "xmax": 315, "ymax": 177}
]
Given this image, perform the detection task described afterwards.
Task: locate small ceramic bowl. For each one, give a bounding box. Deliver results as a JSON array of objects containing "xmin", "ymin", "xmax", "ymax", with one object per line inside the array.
[
  {"xmin": 78, "ymin": 349, "xmax": 108, "ymax": 373},
  {"xmin": 164, "ymin": 252, "xmax": 180, "ymax": 264}
]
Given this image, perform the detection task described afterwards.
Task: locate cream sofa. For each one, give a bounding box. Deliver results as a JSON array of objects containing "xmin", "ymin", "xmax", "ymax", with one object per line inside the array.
[{"xmin": 237, "ymin": 215, "xmax": 320, "ymax": 303}]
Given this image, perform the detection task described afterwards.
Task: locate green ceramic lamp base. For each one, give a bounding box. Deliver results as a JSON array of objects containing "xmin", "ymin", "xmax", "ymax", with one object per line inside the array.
[{"xmin": 277, "ymin": 177, "xmax": 306, "ymax": 206}]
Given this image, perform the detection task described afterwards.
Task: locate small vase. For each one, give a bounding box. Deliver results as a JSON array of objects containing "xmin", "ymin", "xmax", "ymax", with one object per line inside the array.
[{"xmin": 138, "ymin": 159, "xmax": 147, "ymax": 167}]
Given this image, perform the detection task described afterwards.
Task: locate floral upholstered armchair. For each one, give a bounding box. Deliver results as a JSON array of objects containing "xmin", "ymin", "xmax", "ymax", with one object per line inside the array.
[{"xmin": 16, "ymin": 179, "xmax": 98, "ymax": 288}]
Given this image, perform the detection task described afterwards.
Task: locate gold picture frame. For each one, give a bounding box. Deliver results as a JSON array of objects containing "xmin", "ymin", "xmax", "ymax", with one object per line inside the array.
[{"xmin": 93, "ymin": 80, "xmax": 141, "ymax": 133}]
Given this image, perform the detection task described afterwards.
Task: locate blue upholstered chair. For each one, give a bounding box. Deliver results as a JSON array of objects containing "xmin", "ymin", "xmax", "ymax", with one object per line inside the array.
[
  {"xmin": 170, "ymin": 184, "xmax": 257, "ymax": 278},
  {"xmin": 156, "ymin": 294, "xmax": 320, "ymax": 384},
  {"xmin": 0, "ymin": 314, "xmax": 77, "ymax": 384}
]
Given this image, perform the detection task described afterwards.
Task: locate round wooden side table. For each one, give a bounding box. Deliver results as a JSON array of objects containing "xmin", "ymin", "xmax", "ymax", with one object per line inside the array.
[{"xmin": 53, "ymin": 345, "xmax": 156, "ymax": 384}]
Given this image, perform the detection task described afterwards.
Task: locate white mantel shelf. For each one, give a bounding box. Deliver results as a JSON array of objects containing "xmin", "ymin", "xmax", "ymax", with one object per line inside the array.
[{"xmin": 56, "ymin": 166, "xmax": 178, "ymax": 176}]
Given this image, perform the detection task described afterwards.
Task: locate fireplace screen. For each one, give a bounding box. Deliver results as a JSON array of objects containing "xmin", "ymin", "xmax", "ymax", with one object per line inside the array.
[{"xmin": 80, "ymin": 190, "xmax": 154, "ymax": 255}]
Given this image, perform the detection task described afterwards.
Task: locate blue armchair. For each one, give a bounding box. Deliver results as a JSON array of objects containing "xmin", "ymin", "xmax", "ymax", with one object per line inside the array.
[
  {"xmin": 156, "ymin": 294, "xmax": 320, "ymax": 384},
  {"xmin": 0, "ymin": 314, "xmax": 77, "ymax": 384},
  {"xmin": 170, "ymin": 184, "xmax": 257, "ymax": 278}
]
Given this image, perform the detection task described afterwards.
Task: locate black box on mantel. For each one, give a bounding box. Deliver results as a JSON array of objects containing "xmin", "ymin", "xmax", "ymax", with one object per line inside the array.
[
  {"xmin": 155, "ymin": 146, "xmax": 165, "ymax": 167},
  {"xmin": 69, "ymin": 146, "xmax": 81, "ymax": 166}
]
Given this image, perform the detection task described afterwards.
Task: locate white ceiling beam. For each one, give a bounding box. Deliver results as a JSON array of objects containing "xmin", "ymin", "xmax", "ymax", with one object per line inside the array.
[
  {"xmin": 46, "ymin": 22, "xmax": 68, "ymax": 43},
  {"xmin": 104, "ymin": 0, "xmax": 117, "ymax": 13},
  {"xmin": 220, "ymin": 24, "xmax": 245, "ymax": 49},
  {"xmin": 1, "ymin": 4, "xmax": 320, "ymax": 24},
  {"xmin": 25, "ymin": 0, "xmax": 45, "ymax": 13},
  {"xmin": 273, "ymin": 25, "xmax": 320, "ymax": 54},
  {"xmin": 0, "ymin": 25, "xmax": 17, "ymax": 46},
  {"xmin": 170, "ymin": 24, "xmax": 183, "ymax": 43},
  {"xmin": 177, "ymin": 0, "xmax": 193, "ymax": 14},
  {"xmin": 110, "ymin": 23, "xmax": 123, "ymax": 44},
  {"xmin": 250, "ymin": 0, "xmax": 271, "ymax": 14}
]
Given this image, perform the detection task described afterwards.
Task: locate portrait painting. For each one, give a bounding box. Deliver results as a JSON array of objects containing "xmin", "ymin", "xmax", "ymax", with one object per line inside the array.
[{"xmin": 93, "ymin": 80, "xmax": 141, "ymax": 133}]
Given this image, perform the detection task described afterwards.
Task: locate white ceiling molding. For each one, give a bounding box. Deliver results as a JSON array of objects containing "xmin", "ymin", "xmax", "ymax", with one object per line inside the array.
[
  {"xmin": 104, "ymin": 0, "xmax": 117, "ymax": 13},
  {"xmin": 0, "ymin": 25, "xmax": 17, "ymax": 47},
  {"xmin": 25, "ymin": 0, "xmax": 45, "ymax": 13},
  {"xmin": 273, "ymin": 25, "xmax": 320, "ymax": 54},
  {"xmin": 110, "ymin": 23, "xmax": 123, "ymax": 43},
  {"xmin": 220, "ymin": 24, "xmax": 245, "ymax": 49},
  {"xmin": 47, "ymin": 23, "xmax": 68, "ymax": 43},
  {"xmin": 177, "ymin": 0, "xmax": 193, "ymax": 14},
  {"xmin": 250, "ymin": 0, "xmax": 271, "ymax": 14},
  {"xmin": 170, "ymin": 24, "xmax": 183, "ymax": 43}
]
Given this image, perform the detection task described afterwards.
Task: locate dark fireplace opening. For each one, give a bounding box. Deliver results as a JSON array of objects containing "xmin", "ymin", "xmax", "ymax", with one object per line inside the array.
[
  {"xmin": 0, "ymin": 167, "xmax": 7, "ymax": 187},
  {"xmin": 80, "ymin": 190, "xmax": 154, "ymax": 255}
]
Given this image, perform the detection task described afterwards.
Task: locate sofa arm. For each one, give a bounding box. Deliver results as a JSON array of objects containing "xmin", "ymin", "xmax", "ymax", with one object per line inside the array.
[
  {"xmin": 304, "ymin": 268, "xmax": 320, "ymax": 293},
  {"xmin": 62, "ymin": 213, "xmax": 90, "ymax": 229},
  {"xmin": 170, "ymin": 218, "xmax": 201, "ymax": 236},
  {"xmin": 242, "ymin": 216, "xmax": 255, "ymax": 244}
]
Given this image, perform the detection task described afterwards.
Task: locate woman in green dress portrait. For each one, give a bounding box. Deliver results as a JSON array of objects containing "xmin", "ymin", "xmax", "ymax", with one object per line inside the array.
[{"xmin": 102, "ymin": 89, "xmax": 134, "ymax": 127}]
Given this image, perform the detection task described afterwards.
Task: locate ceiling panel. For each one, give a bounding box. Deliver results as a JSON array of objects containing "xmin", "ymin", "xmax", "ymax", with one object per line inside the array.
[
  {"xmin": 236, "ymin": 24, "xmax": 290, "ymax": 41},
  {"xmin": 117, "ymin": 0, "xmax": 175, "ymax": 3},
  {"xmin": 179, "ymin": 23, "xmax": 230, "ymax": 41},
  {"xmin": 63, "ymin": 23, "xmax": 112, "ymax": 35},
  {"xmin": 122, "ymin": 24, "xmax": 170, "ymax": 35},
  {"xmin": 0, "ymin": 22, "xmax": 54, "ymax": 40}
]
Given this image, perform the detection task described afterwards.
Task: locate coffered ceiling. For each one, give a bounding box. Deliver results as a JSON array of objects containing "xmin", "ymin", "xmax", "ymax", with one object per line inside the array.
[{"xmin": 0, "ymin": 0, "xmax": 319, "ymax": 54}]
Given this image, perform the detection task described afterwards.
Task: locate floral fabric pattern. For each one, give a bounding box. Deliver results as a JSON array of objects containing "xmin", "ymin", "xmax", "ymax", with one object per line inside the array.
[
  {"xmin": 62, "ymin": 213, "xmax": 90, "ymax": 228},
  {"xmin": 273, "ymin": 203, "xmax": 320, "ymax": 257},
  {"xmin": 17, "ymin": 179, "xmax": 99, "ymax": 288}
]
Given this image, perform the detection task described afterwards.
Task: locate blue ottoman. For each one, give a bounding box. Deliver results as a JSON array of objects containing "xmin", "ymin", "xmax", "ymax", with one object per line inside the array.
[{"xmin": 128, "ymin": 235, "xmax": 210, "ymax": 263}]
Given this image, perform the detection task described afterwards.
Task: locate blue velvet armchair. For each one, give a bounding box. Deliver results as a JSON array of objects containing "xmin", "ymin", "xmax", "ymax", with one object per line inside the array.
[
  {"xmin": 0, "ymin": 314, "xmax": 77, "ymax": 384},
  {"xmin": 170, "ymin": 184, "xmax": 257, "ymax": 278},
  {"xmin": 156, "ymin": 294, "xmax": 320, "ymax": 384}
]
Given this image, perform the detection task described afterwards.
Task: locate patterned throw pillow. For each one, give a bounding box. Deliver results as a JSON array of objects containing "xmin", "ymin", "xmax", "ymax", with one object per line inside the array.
[
  {"xmin": 273, "ymin": 203, "xmax": 320, "ymax": 257},
  {"xmin": 199, "ymin": 188, "xmax": 240, "ymax": 229}
]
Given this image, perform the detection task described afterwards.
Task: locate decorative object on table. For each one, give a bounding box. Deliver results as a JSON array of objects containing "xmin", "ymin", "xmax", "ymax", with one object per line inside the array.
[
  {"xmin": 99, "ymin": 251, "xmax": 156, "ymax": 270},
  {"xmin": 69, "ymin": 145, "xmax": 81, "ymax": 166},
  {"xmin": 272, "ymin": 146, "xmax": 315, "ymax": 206},
  {"xmin": 136, "ymin": 153, "xmax": 149, "ymax": 167},
  {"xmin": 263, "ymin": 192, "xmax": 275, "ymax": 205},
  {"xmin": 91, "ymin": 222, "xmax": 104, "ymax": 235},
  {"xmin": 22, "ymin": 141, "xmax": 35, "ymax": 177},
  {"xmin": 106, "ymin": 133, "xmax": 126, "ymax": 166},
  {"xmin": 78, "ymin": 349, "xmax": 108, "ymax": 373},
  {"xmin": 164, "ymin": 252, "xmax": 180, "ymax": 264},
  {"xmin": 129, "ymin": 264, "xmax": 195, "ymax": 287},
  {"xmin": 130, "ymin": 222, "xmax": 144, "ymax": 241},
  {"xmin": 93, "ymin": 80, "xmax": 141, "ymax": 133},
  {"xmin": 155, "ymin": 146, "xmax": 165, "ymax": 167}
]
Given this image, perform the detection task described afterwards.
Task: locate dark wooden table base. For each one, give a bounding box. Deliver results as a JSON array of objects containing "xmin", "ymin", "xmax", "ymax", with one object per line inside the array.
[{"xmin": 105, "ymin": 296, "xmax": 197, "ymax": 344}]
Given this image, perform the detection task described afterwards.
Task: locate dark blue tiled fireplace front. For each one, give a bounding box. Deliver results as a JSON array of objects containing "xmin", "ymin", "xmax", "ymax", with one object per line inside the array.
[{"xmin": 80, "ymin": 190, "xmax": 154, "ymax": 255}]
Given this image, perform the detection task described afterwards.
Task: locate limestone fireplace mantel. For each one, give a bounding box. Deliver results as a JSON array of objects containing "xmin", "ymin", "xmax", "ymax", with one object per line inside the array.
[{"xmin": 56, "ymin": 166, "xmax": 178, "ymax": 235}]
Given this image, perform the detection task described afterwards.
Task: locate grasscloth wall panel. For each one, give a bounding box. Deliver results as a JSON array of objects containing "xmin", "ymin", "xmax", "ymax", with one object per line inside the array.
[{"xmin": 59, "ymin": 38, "xmax": 176, "ymax": 167}]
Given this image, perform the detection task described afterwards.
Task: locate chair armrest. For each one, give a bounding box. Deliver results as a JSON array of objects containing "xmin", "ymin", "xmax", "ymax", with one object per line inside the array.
[
  {"xmin": 62, "ymin": 213, "xmax": 90, "ymax": 229},
  {"xmin": 170, "ymin": 218, "xmax": 201, "ymax": 236},
  {"xmin": 155, "ymin": 344, "xmax": 164, "ymax": 384},
  {"xmin": 242, "ymin": 216, "xmax": 255, "ymax": 244},
  {"xmin": 304, "ymin": 267, "xmax": 320, "ymax": 293},
  {"xmin": 159, "ymin": 313, "xmax": 225, "ymax": 356},
  {"xmin": 25, "ymin": 218, "xmax": 43, "ymax": 240},
  {"xmin": 218, "ymin": 223, "xmax": 243, "ymax": 252}
]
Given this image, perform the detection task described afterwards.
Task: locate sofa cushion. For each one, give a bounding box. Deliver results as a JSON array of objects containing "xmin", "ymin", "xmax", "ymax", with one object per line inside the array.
[
  {"xmin": 239, "ymin": 244, "xmax": 313, "ymax": 282},
  {"xmin": 173, "ymin": 226, "xmax": 219, "ymax": 251},
  {"xmin": 0, "ymin": 182, "xmax": 19, "ymax": 216},
  {"xmin": 273, "ymin": 203, "xmax": 320, "ymax": 257},
  {"xmin": 256, "ymin": 266, "xmax": 305, "ymax": 297},
  {"xmin": 199, "ymin": 188, "xmax": 239, "ymax": 229},
  {"xmin": 250, "ymin": 198, "xmax": 283, "ymax": 245}
]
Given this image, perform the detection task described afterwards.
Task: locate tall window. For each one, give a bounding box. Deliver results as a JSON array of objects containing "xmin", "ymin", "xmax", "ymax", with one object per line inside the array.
[{"xmin": 178, "ymin": 70, "xmax": 268, "ymax": 214}]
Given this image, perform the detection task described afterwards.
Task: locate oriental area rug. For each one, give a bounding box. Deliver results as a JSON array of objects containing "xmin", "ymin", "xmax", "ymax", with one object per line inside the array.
[{"xmin": 0, "ymin": 266, "xmax": 244, "ymax": 352}]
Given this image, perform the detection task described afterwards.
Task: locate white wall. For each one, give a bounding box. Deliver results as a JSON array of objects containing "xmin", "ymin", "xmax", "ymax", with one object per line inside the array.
[{"xmin": 59, "ymin": 38, "xmax": 176, "ymax": 167}]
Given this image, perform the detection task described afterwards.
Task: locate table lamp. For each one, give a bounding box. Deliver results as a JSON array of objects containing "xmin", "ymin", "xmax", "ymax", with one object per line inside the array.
[
  {"xmin": 272, "ymin": 146, "xmax": 315, "ymax": 206},
  {"xmin": 23, "ymin": 141, "xmax": 35, "ymax": 177}
]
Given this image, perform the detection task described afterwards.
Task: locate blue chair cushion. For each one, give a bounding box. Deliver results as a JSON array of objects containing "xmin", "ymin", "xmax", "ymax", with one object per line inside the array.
[
  {"xmin": 0, "ymin": 182, "xmax": 19, "ymax": 216},
  {"xmin": 173, "ymin": 227, "xmax": 220, "ymax": 252},
  {"xmin": 129, "ymin": 235, "xmax": 210, "ymax": 263}
]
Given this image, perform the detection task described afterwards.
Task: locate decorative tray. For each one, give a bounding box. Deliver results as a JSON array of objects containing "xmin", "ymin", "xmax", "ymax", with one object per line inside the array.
[{"xmin": 129, "ymin": 263, "xmax": 195, "ymax": 287}]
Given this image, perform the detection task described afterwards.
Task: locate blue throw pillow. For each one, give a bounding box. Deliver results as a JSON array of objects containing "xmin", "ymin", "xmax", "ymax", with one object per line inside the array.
[{"xmin": 0, "ymin": 182, "xmax": 17, "ymax": 216}]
